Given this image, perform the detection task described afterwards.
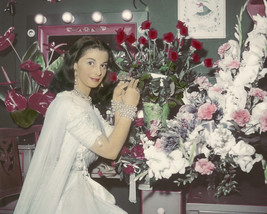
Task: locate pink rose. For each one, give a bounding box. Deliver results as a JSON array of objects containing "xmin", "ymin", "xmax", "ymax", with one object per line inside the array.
[
  {"xmin": 232, "ymin": 109, "xmax": 251, "ymax": 127},
  {"xmin": 195, "ymin": 158, "xmax": 215, "ymax": 175},
  {"xmin": 197, "ymin": 103, "xmax": 217, "ymax": 120}
]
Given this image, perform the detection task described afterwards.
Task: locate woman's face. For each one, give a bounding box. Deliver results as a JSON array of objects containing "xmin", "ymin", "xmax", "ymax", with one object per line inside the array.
[{"xmin": 74, "ymin": 48, "xmax": 109, "ymax": 95}]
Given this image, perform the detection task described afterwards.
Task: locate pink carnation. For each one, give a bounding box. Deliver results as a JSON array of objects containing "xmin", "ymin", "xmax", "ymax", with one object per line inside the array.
[
  {"xmin": 194, "ymin": 76, "xmax": 212, "ymax": 90},
  {"xmin": 123, "ymin": 165, "xmax": 135, "ymax": 174},
  {"xmin": 218, "ymin": 42, "xmax": 231, "ymax": 58},
  {"xmin": 232, "ymin": 109, "xmax": 251, "ymax": 127},
  {"xmin": 259, "ymin": 110, "xmax": 267, "ymax": 132},
  {"xmin": 197, "ymin": 103, "xmax": 217, "ymax": 120},
  {"xmin": 195, "ymin": 158, "xmax": 215, "ymax": 175},
  {"xmin": 226, "ymin": 60, "xmax": 241, "ymax": 69},
  {"xmin": 249, "ymin": 88, "xmax": 267, "ymax": 101}
]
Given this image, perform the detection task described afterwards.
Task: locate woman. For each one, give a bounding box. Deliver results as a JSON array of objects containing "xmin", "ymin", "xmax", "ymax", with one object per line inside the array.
[{"xmin": 14, "ymin": 36, "xmax": 140, "ymax": 214}]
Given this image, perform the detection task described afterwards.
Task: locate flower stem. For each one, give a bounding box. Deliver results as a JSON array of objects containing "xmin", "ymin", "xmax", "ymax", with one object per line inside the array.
[{"xmin": 7, "ymin": 38, "xmax": 22, "ymax": 63}]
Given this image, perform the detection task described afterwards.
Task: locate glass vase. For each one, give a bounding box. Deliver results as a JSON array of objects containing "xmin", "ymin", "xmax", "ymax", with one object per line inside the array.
[{"xmin": 143, "ymin": 102, "xmax": 169, "ymax": 127}]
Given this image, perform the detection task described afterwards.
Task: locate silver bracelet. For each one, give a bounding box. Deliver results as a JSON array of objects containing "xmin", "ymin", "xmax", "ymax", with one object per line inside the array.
[{"xmin": 111, "ymin": 100, "xmax": 137, "ymax": 121}]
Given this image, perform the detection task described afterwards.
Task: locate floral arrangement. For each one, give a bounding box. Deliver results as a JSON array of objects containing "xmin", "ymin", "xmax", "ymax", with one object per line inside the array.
[
  {"xmin": 0, "ymin": 27, "xmax": 64, "ymax": 128},
  {"xmin": 113, "ymin": 19, "xmax": 213, "ymax": 108},
  {"xmin": 116, "ymin": 1, "xmax": 267, "ymax": 198}
]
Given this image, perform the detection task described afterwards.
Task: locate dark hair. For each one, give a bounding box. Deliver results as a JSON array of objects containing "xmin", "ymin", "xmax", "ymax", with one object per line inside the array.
[{"xmin": 49, "ymin": 36, "xmax": 118, "ymax": 94}]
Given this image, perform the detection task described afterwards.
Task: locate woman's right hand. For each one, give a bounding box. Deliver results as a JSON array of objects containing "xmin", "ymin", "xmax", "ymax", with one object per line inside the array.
[{"xmin": 122, "ymin": 79, "xmax": 140, "ymax": 107}]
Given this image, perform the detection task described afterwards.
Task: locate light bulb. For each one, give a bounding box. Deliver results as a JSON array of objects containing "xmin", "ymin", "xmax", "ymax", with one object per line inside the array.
[
  {"xmin": 62, "ymin": 12, "xmax": 75, "ymax": 24},
  {"xmin": 121, "ymin": 9, "xmax": 133, "ymax": 22},
  {"xmin": 91, "ymin": 11, "xmax": 103, "ymax": 23},
  {"xmin": 34, "ymin": 14, "xmax": 47, "ymax": 24}
]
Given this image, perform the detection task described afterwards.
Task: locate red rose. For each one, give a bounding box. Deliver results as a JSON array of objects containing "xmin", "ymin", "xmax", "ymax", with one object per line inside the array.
[
  {"xmin": 168, "ymin": 50, "xmax": 178, "ymax": 61},
  {"xmin": 204, "ymin": 58, "xmax": 213, "ymax": 67},
  {"xmin": 126, "ymin": 33, "xmax": 136, "ymax": 45},
  {"xmin": 176, "ymin": 20, "xmax": 186, "ymax": 29},
  {"xmin": 179, "ymin": 25, "xmax": 188, "ymax": 36},
  {"xmin": 148, "ymin": 29, "xmax": 158, "ymax": 40},
  {"xmin": 176, "ymin": 21, "xmax": 188, "ymax": 36},
  {"xmin": 108, "ymin": 72, "xmax": 117, "ymax": 83},
  {"xmin": 138, "ymin": 36, "xmax": 148, "ymax": 46},
  {"xmin": 115, "ymin": 28, "xmax": 126, "ymax": 45},
  {"xmin": 141, "ymin": 20, "xmax": 151, "ymax": 30},
  {"xmin": 163, "ymin": 32, "xmax": 175, "ymax": 43},
  {"xmin": 191, "ymin": 39, "xmax": 203, "ymax": 50},
  {"xmin": 191, "ymin": 53, "xmax": 200, "ymax": 63}
]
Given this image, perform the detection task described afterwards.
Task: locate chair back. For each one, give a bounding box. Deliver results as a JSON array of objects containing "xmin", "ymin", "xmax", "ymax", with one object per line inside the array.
[{"xmin": 0, "ymin": 125, "xmax": 42, "ymax": 201}]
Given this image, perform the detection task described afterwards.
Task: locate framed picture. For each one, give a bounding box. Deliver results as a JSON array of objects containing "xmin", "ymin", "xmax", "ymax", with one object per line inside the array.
[{"xmin": 178, "ymin": 0, "xmax": 226, "ymax": 39}]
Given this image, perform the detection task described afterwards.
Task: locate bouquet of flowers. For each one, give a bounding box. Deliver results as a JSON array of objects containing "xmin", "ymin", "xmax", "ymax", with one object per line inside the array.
[
  {"xmin": 113, "ymin": 19, "xmax": 213, "ymax": 108},
  {"xmin": 116, "ymin": 1, "xmax": 267, "ymax": 198},
  {"xmin": 0, "ymin": 27, "xmax": 65, "ymax": 128}
]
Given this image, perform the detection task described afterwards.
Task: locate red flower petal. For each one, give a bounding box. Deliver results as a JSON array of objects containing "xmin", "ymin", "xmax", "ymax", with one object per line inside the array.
[
  {"xmin": 191, "ymin": 53, "xmax": 200, "ymax": 63},
  {"xmin": 115, "ymin": 28, "xmax": 126, "ymax": 45},
  {"xmin": 141, "ymin": 20, "xmax": 152, "ymax": 30},
  {"xmin": 0, "ymin": 27, "xmax": 15, "ymax": 51},
  {"xmin": 168, "ymin": 50, "xmax": 178, "ymax": 61},
  {"xmin": 4, "ymin": 89, "xmax": 27, "ymax": 112},
  {"xmin": 148, "ymin": 29, "xmax": 158, "ymax": 40},
  {"xmin": 28, "ymin": 91, "xmax": 55, "ymax": 116},
  {"xmin": 163, "ymin": 32, "xmax": 175, "ymax": 43},
  {"xmin": 138, "ymin": 36, "xmax": 148, "ymax": 46},
  {"xmin": 191, "ymin": 39, "xmax": 203, "ymax": 50},
  {"xmin": 108, "ymin": 72, "xmax": 118, "ymax": 83},
  {"xmin": 204, "ymin": 58, "xmax": 213, "ymax": 67},
  {"xmin": 30, "ymin": 69, "xmax": 54, "ymax": 87},
  {"xmin": 126, "ymin": 33, "xmax": 136, "ymax": 45}
]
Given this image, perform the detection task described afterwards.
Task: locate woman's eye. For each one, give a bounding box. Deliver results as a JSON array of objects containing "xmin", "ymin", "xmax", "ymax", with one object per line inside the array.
[
  {"xmin": 101, "ymin": 64, "xmax": 108, "ymax": 69},
  {"xmin": 88, "ymin": 61, "xmax": 94, "ymax": 66}
]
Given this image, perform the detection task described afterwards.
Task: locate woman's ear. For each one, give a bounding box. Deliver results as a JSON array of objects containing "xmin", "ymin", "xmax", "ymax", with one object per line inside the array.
[{"xmin": 73, "ymin": 62, "xmax": 77, "ymax": 71}]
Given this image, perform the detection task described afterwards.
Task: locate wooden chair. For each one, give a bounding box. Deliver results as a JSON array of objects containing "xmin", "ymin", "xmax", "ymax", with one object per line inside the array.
[{"xmin": 0, "ymin": 125, "xmax": 42, "ymax": 213}]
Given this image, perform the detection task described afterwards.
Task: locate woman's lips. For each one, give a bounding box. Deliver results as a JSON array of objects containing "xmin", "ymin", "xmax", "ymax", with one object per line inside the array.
[{"xmin": 90, "ymin": 77, "xmax": 100, "ymax": 82}]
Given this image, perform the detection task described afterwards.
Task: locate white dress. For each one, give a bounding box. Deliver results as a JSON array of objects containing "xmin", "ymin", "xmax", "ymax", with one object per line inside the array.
[{"xmin": 14, "ymin": 90, "xmax": 127, "ymax": 214}]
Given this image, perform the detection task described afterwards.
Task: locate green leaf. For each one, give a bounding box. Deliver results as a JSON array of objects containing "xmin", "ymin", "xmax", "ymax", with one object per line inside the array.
[
  {"xmin": 22, "ymin": 41, "xmax": 46, "ymax": 69},
  {"xmin": 47, "ymin": 55, "xmax": 64, "ymax": 74},
  {"xmin": 10, "ymin": 108, "xmax": 39, "ymax": 129}
]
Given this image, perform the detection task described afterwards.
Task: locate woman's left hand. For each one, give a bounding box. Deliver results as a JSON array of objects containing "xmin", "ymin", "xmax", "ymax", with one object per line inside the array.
[{"xmin": 112, "ymin": 81, "xmax": 129, "ymax": 102}]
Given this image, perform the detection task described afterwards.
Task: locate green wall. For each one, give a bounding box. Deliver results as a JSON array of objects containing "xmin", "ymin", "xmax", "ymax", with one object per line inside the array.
[{"xmin": 0, "ymin": 0, "xmax": 253, "ymax": 127}]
